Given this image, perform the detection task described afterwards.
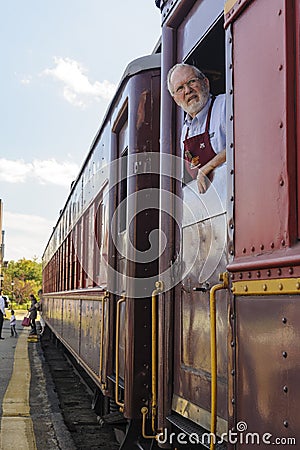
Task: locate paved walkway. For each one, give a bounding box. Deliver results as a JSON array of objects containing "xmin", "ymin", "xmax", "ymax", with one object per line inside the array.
[
  {"xmin": 0, "ymin": 327, "xmax": 37, "ymax": 449},
  {"xmin": 0, "ymin": 311, "xmax": 74, "ymax": 450}
]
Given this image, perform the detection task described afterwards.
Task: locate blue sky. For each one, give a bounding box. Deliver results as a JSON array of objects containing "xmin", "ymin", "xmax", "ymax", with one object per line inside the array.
[{"xmin": 0, "ymin": 1, "xmax": 161, "ymax": 261}]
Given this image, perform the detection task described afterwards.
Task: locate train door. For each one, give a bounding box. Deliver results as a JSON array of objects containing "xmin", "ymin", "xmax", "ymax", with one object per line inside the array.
[
  {"xmin": 225, "ymin": 0, "xmax": 300, "ymax": 447},
  {"xmin": 158, "ymin": 0, "xmax": 229, "ymax": 444},
  {"xmin": 107, "ymin": 58, "xmax": 161, "ymax": 449}
]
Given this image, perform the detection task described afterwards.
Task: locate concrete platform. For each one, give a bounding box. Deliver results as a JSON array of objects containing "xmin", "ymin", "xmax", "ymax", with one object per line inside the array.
[{"xmin": 0, "ymin": 310, "xmax": 74, "ymax": 450}]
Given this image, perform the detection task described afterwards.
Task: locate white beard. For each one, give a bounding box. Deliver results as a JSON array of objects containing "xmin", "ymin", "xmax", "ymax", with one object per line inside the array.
[{"xmin": 184, "ymin": 82, "xmax": 210, "ymax": 116}]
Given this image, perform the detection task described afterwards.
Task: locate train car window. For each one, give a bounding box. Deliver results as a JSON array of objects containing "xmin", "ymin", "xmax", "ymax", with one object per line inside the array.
[
  {"xmin": 114, "ymin": 113, "xmax": 129, "ymax": 233},
  {"xmin": 94, "ymin": 196, "xmax": 103, "ymax": 286},
  {"xmin": 179, "ymin": 16, "xmax": 225, "ymax": 187},
  {"xmin": 119, "ymin": 148, "xmax": 128, "ymax": 233},
  {"xmin": 186, "ymin": 18, "xmax": 225, "ymax": 95}
]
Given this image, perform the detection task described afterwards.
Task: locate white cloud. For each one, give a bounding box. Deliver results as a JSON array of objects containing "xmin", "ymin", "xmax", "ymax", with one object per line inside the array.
[
  {"xmin": 42, "ymin": 57, "xmax": 116, "ymax": 108},
  {"xmin": 0, "ymin": 159, "xmax": 32, "ymax": 182},
  {"xmin": 3, "ymin": 211, "xmax": 55, "ymax": 261},
  {"xmin": 0, "ymin": 158, "xmax": 79, "ymax": 187},
  {"xmin": 32, "ymin": 159, "xmax": 79, "ymax": 187},
  {"xmin": 20, "ymin": 76, "xmax": 31, "ymax": 85}
]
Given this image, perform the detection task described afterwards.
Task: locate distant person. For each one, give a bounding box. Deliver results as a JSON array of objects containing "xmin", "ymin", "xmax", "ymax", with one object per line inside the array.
[
  {"xmin": 10, "ymin": 310, "xmax": 18, "ymax": 337},
  {"xmin": 36, "ymin": 289, "xmax": 45, "ymax": 336},
  {"xmin": 0, "ymin": 289, "xmax": 6, "ymax": 340},
  {"xmin": 167, "ymin": 63, "xmax": 226, "ymax": 194},
  {"xmin": 28, "ymin": 294, "xmax": 38, "ymax": 335}
]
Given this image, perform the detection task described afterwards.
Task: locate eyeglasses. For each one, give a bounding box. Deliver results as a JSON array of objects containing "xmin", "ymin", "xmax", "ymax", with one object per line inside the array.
[{"xmin": 173, "ymin": 78, "xmax": 201, "ymax": 96}]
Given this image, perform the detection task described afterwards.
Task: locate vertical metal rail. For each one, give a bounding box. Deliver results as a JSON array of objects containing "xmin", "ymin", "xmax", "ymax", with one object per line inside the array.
[
  {"xmin": 141, "ymin": 280, "xmax": 163, "ymax": 439},
  {"xmin": 115, "ymin": 295, "xmax": 126, "ymax": 411},
  {"xmin": 209, "ymin": 272, "xmax": 228, "ymax": 450},
  {"xmin": 99, "ymin": 291, "xmax": 109, "ymax": 390}
]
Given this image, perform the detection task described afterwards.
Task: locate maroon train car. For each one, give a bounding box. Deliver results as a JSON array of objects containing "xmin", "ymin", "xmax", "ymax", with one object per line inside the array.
[
  {"xmin": 42, "ymin": 1, "xmax": 300, "ymax": 449},
  {"xmin": 42, "ymin": 53, "xmax": 161, "ymax": 448},
  {"xmin": 154, "ymin": 0, "xmax": 300, "ymax": 449}
]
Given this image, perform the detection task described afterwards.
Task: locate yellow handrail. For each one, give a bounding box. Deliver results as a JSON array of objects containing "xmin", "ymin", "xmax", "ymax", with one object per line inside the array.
[
  {"xmin": 209, "ymin": 272, "xmax": 229, "ymax": 450},
  {"xmin": 99, "ymin": 292, "xmax": 109, "ymax": 390},
  {"xmin": 140, "ymin": 280, "xmax": 163, "ymax": 440},
  {"xmin": 115, "ymin": 295, "xmax": 126, "ymax": 411},
  {"xmin": 151, "ymin": 281, "xmax": 163, "ymax": 432}
]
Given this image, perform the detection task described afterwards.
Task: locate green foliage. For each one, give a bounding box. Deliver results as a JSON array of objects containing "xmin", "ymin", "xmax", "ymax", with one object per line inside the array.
[{"xmin": 2, "ymin": 258, "xmax": 42, "ymax": 305}]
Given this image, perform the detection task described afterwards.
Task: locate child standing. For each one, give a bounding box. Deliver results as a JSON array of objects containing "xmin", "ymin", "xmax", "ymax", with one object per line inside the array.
[{"xmin": 10, "ymin": 310, "xmax": 18, "ymax": 337}]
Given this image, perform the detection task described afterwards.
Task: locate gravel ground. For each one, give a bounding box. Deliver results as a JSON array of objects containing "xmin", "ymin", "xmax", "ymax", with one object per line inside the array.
[{"xmin": 29, "ymin": 327, "xmax": 119, "ymax": 450}]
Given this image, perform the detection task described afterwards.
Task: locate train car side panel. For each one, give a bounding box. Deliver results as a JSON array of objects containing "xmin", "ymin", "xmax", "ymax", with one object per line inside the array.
[{"xmin": 230, "ymin": 0, "xmax": 297, "ymax": 265}]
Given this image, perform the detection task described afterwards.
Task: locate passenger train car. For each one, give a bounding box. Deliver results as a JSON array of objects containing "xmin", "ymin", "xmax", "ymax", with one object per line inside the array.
[{"xmin": 42, "ymin": 0, "xmax": 300, "ymax": 449}]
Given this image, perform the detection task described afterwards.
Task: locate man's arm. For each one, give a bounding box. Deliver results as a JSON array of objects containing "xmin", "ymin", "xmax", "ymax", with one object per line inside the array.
[{"xmin": 196, "ymin": 149, "xmax": 226, "ymax": 194}]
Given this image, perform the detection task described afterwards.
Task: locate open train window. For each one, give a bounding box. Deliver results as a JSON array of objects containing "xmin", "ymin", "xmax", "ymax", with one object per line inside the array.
[
  {"xmin": 113, "ymin": 107, "xmax": 129, "ymax": 234},
  {"xmin": 185, "ymin": 16, "xmax": 225, "ymax": 95},
  {"xmin": 119, "ymin": 147, "xmax": 128, "ymax": 233},
  {"xmin": 181, "ymin": 15, "xmax": 226, "ymax": 186}
]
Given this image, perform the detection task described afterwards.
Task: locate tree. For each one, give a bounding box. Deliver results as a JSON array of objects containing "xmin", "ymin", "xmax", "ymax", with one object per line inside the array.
[{"xmin": 2, "ymin": 258, "xmax": 42, "ymax": 305}]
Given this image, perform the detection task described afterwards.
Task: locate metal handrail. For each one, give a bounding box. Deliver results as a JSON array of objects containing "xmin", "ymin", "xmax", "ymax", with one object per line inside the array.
[
  {"xmin": 99, "ymin": 292, "xmax": 109, "ymax": 390},
  {"xmin": 115, "ymin": 295, "xmax": 126, "ymax": 411},
  {"xmin": 209, "ymin": 272, "xmax": 229, "ymax": 450}
]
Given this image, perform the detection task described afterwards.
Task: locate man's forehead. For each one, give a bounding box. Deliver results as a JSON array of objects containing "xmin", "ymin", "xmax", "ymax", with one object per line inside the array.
[{"xmin": 172, "ymin": 67, "xmax": 195, "ymax": 84}]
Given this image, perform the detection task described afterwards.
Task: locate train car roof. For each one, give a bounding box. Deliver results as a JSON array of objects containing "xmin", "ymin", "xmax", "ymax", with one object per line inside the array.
[
  {"xmin": 89, "ymin": 53, "xmax": 161, "ymax": 151},
  {"xmin": 43, "ymin": 53, "xmax": 161, "ymax": 258}
]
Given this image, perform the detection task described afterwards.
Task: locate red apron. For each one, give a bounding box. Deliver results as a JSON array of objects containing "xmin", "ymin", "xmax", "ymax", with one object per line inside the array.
[{"xmin": 183, "ymin": 97, "xmax": 216, "ymax": 180}]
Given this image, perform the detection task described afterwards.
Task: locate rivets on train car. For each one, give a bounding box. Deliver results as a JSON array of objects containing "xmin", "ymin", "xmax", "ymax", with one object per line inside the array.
[
  {"xmin": 231, "ymin": 370, "xmax": 235, "ymax": 376},
  {"xmin": 229, "ymin": 63, "xmax": 233, "ymax": 70},
  {"xmin": 230, "ymin": 195, "xmax": 234, "ymax": 201},
  {"xmin": 231, "ymin": 341, "xmax": 235, "ymax": 347},
  {"xmin": 281, "ymin": 240, "xmax": 285, "ymax": 246},
  {"xmin": 279, "ymin": 121, "xmax": 283, "ymax": 128},
  {"xmin": 270, "ymin": 242, "xmax": 275, "ymax": 249},
  {"xmin": 260, "ymin": 244, "xmax": 264, "ymax": 250},
  {"xmin": 230, "ymin": 142, "xmax": 234, "ymax": 148},
  {"xmin": 243, "ymin": 285, "xmax": 248, "ymax": 292},
  {"xmin": 229, "ymin": 89, "xmax": 233, "ymax": 95},
  {"xmin": 283, "ymin": 385, "xmax": 288, "ymax": 393},
  {"xmin": 230, "ymin": 250, "xmax": 234, "ymax": 256},
  {"xmin": 296, "ymin": 282, "xmax": 300, "ymax": 290},
  {"xmin": 278, "ymin": 268, "xmax": 282, "ymax": 275},
  {"xmin": 247, "ymin": 272, "xmax": 251, "ymax": 278},
  {"xmin": 229, "ymin": 37, "xmax": 232, "ymax": 44},
  {"xmin": 289, "ymin": 267, "xmax": 293, "ymax": 275},
  {"xmin": 239, "ymin": 273, "xmax": 243, "ymax": 279},
  {"xmin": 231, "ymin": 398, "xmax": 235, "ymax": 404},
  {"xmin": 256, "ymin": 271, "xmax": 261, "ymax": 278},
  {"xmin": 279, "ymin": 178, "xmax": 284, "ymax": 186},
  {"xmin": 230, "ymin": 169, "xmax": 234, "ymax": 175},
  {"xmin": 283, "ymin": 421, "xmax": 288, "ymax": 428},
  {"xmin": 230, "ymin": 115, "xmax": 233, "ymax": 121},
  {"xmin": 263, "ymin": 284, "xmax": 267, "ymax": 291},
  {"xmin": 230, "ymin": 313, "xmax": 235, "ymax": 320},
  {"xmin": 242, "ymin": 248, "xmax": 246, "ymax": 254},
  {"xmin": 278, "ymin": 283, "xmax": 283, "ymax": 291},
  {"xmin": 231, "ymin": 273, "xmax": 235, "ymax": 280},
  {"xmin": 282, "ymin": 351, "xmax": 287, "ymax": 358},
  {"xmin": 278, "ymin": 9, "xmax": 282, "ymax": 15},
  {"xmin": 267, "ymin": 270, "xmax": 271, "ymax": 277},
  {"xmin": 282, "ymin": 317, "xmax": 287, "ymax": 324},
  {"xmin": 278, "ymin": 64, "xmax": 283, "ymax": 71},
  {"xmin": 251, "ymin": 246, "xmax": 255, "ymax": 252}
]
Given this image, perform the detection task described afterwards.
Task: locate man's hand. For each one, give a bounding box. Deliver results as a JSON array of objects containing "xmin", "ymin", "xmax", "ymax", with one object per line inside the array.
[
  {"xmin": 196, "ymin": 149, "xmax": 226, "ymax": 194},
  {"xmin": 197, "ymin": 168, "xmax": 212, "ymax": 193}
]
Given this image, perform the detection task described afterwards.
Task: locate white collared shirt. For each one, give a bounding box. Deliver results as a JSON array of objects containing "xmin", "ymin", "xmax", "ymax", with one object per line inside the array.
[
  {"xmin": 181, "ymin": 94, "xmax": 226, "ymax": 157},
  {"xmin": 0, "ymin": 296, "xmax": 5, "ymax": 314}
]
